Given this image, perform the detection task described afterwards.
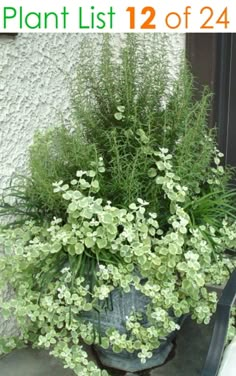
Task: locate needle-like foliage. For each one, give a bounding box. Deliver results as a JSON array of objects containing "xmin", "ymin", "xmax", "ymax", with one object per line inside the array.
[{"xmin": 0, "ymin": 34, "xmax": 235, "ymax": 228}]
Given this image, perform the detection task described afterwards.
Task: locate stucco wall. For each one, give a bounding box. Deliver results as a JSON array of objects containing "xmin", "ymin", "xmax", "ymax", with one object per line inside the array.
[
  {"xmin": 0, "ymin": 33, "xmax": 185, "ymax": 337},
  {"xmin": 0, "ymin": 33, "xmax": 81, "ymax": 195}
]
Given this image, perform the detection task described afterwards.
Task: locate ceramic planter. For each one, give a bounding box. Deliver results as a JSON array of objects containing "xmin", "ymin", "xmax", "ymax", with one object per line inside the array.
[{"xmin": 82, "ymin": 284, "xmax": 185, "ymax": 373}]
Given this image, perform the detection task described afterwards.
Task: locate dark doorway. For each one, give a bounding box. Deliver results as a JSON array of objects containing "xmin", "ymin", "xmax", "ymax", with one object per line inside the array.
[{"xmin": 186, "ymin": 34, "xmax": 236, "ymax": 167}]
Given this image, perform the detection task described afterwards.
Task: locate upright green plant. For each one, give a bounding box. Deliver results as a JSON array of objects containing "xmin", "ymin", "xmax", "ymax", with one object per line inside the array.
[
  {"xmin": 0, "ymin": 126, "xmax": 96, "ymax": 223},
  {"xmin": 73, "ymin": 34, "xmax": 235, "ymax": 226},
  {"xmin": 1, "ymin": 34, "xmax": 235, "ymax": 230}
]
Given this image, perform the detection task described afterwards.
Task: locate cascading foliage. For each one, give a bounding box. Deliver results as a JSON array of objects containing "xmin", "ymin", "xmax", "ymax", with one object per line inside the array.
[{"xmin": 0, "ymin": 151, "xmax": 236, "ymax": 376}]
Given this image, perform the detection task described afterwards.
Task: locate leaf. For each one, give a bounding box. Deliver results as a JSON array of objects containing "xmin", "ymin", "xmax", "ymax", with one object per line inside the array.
[
  {"xmin": 117, "ymin": 106, "xmax": 125, "ymax": 113},
  {"xmin": 51, "ymin": 242, "xmax": 62, "ymax": 253},
  {"xmin": 91, "ymin": 180, "xmax": 99, "ymax": 189},
  {"xmin": 101, "ymin": 337, "xmax": 109, "ymax": 349},
  {"xmin": 98, "ymin": 166, "xmax": 105, "ymax": 173},
  {"xmin": 62, "ymin": 192, "xmax": 72, "ymax": 200},
  {"xmin": 136, "ymin": 129, "xmax": 149, "ymax": 144},
  {"xmin": 71, "ymin": 210, "xmax": 80, "ymax": 219},
  {"xmin": 102, "ymin": 213, "xmax": 113, "ymax": 224},
  {"xmin": 68, "ymin": 202, "xmax": 77, "ymax": 212},
  {"xmin": 75, "ymin": 243, "xmax": 84, "ymax": 255},
  {"xmin": 134, "ymin": 340, "xmax": 142, "ymax": 350},
  {"xmin": 97, "ymin": 238, "xmax": 108, "ymax": 249},
  {"xmin": 85, "ymin": 237, "xmax": 95, "ymax": 248},
  {"xmin": 79, "ymin": 197, "xmax": 90, "ymax": 208},
  {"xmin": 148, "ymin": 168, "xmax": 157, "ymax": 178},
  {"xmin": 112, "ymin": 344, "xmax": 122, "ymax": 353},
  {"xmin": 76, "ymin": 171, "xmax": 85, "ymax": 178},
  {"xmin": 149, "ymin": 227, "xmax": 156, "ymax": 236},
  {"xmin": 70, "ymin": 179, "xmax": 78, "ymax": 185},
  {"xmin": 114, "ymin": 112, "xmax": 123, "ymax": 121},
  {"xmin": 126, "ymin": 213, "xmax": 134, "ymax": 222},
  {"xmin": 83, "ymin": 303, "xmax": 92, "ymax": 311},
  {"xmin": 81, "ymin": 208, "xmax": 93, "ymax": 219},
  {"xmin": 87, "ymin": 170, "xmax": 96, "ymax": 178},
  {"xmin": 106, "ymin": 224, "xmax": 117, "ymax": 235},
  {"xmin": 155, "ymin": 176, "xmax": 165, "ymax": 185}
]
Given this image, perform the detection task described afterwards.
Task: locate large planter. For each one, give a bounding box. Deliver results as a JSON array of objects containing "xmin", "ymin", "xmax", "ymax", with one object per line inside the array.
[{"xmin": 82, "ymin": 284, "xmax": 185, "ymax": 373}]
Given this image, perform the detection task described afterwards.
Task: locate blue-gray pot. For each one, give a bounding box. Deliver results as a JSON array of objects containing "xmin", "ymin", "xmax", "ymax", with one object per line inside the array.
[{"xmin": 82, "ymin": 284, "xmax": 185, "ymax": 373}]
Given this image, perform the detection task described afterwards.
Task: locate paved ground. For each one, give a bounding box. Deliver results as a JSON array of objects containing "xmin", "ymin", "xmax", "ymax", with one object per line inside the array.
[
  {"xmin": 149, "ymin": 316, "xmax": 213, "ymax": 376},
  {"xmin": 0, "ymin": 317, "xmax": 214, "ymax": 376}
]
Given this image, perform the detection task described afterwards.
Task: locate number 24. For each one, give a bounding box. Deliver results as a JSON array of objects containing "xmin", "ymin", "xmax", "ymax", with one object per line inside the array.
[{"xmin": 201, "ymin": 7, "xmax": 229, "ymax": 29}]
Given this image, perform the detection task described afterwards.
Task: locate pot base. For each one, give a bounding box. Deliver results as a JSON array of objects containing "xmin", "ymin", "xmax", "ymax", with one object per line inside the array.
[{"xmin": 94, "ymin": 340, "xmax": 174, "ymax": 373}]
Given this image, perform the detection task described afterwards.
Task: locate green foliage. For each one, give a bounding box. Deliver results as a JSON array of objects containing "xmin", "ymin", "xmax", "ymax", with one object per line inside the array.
[
  {"xmin": 0, "ymin": 126, "xmax": 96, "ymax": 223},
  {"xmin": 0, "ymin": 154, "xmax": 236, "ymax": 375},
  {"xmin": 0, "ymin": 34, "xmax": 236, "ymax": 375},
  {"xmin": 73, "ymin": 34, "xmax": 223, "ymax": 212},
  {"xmin": 2, "ymin": 34, "xmax": 234, "ymax": 226}
]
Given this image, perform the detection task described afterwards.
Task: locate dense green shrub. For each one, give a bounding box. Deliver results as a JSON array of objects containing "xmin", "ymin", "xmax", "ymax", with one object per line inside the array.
[
  {"xmin": 0, "ymin": 126, "xmax": 96, "ymax": 222},
  {"xmin": 1, "ymin": 34, "xmax": 235, "ymax": 228},
  {"xmin": 74, "ymin": 35, "xmax": 216, "ymax": 202}
]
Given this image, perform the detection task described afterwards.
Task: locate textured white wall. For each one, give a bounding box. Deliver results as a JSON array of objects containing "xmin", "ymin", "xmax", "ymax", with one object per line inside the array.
[
  {"xmin": 0, "ymin": 34, "xmax": 82, "ymax": 195},
  {"xmin": 0, "ymin": 33, "xmax": 185, "ymax": 337}
]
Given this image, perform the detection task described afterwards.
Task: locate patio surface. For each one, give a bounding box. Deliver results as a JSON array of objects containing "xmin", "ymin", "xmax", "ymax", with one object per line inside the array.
[{"xmin": 0, "ymin": 317, "xmax": 214, "ymax": 376}]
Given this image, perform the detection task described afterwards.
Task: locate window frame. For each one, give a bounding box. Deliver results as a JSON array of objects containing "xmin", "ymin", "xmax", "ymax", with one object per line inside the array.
[{"xmin": 186, "ymin": 33, "xmax": 234, "ymax": 165}]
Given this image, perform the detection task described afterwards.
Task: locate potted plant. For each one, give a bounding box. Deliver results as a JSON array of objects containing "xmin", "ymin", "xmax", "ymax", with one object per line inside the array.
[{"xmin": 0, "ymin": 34, "xmax": 236, "ymax": 376}]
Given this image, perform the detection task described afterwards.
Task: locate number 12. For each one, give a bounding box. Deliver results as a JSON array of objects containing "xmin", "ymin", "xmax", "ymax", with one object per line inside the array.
[{"xmin": 126, "ymin": 7, "xmax": 156, "ymax": 29}]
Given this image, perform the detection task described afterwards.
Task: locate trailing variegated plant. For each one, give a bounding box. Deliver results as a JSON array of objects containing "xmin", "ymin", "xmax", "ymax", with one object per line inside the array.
[{"xmin": 0, "ymin": 149, "xmax": 236, "ymax": 376}]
